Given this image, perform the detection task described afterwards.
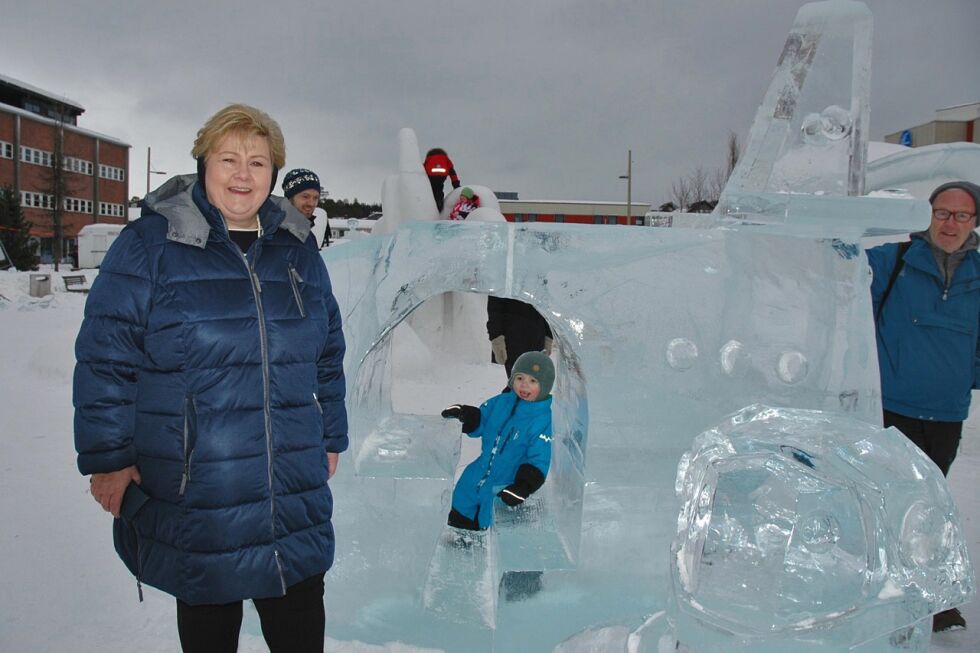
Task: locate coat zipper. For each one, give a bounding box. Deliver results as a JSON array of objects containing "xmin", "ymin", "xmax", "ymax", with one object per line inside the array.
[
  {"xmin": 178, "ymin": 396, "xmax": 196, "ymax": 497},
  {"xmin": 476, "ymin": 401, "xmax": 520, "ymax": 490},
  {"xmin": 236, "ymin": 237, "xmax": 287, "ymax": 594},
  {"xmin": 135, "ymin": 525, "xmax": 144, "ymax": 602},
  {"xmin": 288, "ymin": 264, "xmax": 307, "ymax": 318}
]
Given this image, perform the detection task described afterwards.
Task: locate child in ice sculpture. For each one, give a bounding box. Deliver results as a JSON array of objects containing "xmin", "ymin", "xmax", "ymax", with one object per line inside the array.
[
  {"xmin": 448, "ymin": 186, "xmax": 480, "ymax": 221},
  {"xmin": 441, "ymin": 351, "xmax": 554, "ymax": 531}
]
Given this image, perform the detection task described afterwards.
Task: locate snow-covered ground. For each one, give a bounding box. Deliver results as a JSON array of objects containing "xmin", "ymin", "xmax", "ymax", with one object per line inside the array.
[{"xmin": 0, "ymin": 266, "xmax": 976, "ymax": 652}]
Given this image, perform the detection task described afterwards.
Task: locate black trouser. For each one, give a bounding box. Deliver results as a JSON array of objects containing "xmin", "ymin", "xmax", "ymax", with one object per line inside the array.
[
  {"xmin": 176, "ymin": 574, "xmax": 325, "ymax": 653},
  {"xmin": 448, "ymin": 507, "xmax": 483, "ymax": 531},
  {"xmin": 883, "ymin": 410, "xmax": 962, "ymax": 476},
  {"xmin": 429, "ymin": 176, "xmax": 446, "ymax": 212}
]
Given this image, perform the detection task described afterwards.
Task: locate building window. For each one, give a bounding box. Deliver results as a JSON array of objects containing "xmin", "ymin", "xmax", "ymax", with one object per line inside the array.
[
  {"xmin": 21, "ymin": 146, "xmax": 53, "ymax": 168},
  {"xmin": 554, "ymin": 214, "xmax": 565, "ymax": 223},
  {"xmin": 23, "ymin": 100, "xmax": 41, "ymax": 114},
  {"xmin": 513, "ymin": 213, "xmax": 524, "ymax": 222},
  {"xmin": 64, "ymin": 197, "xmax": 93, "ymax": 214},
  {"xmin": 99, "ymin": 201, "xmax": 125, "ymax": 218},
  {"xmin": 65, "ymin": 157, "xmax": 94, "ymax": 175},
  {"xmin": 0, "ymin": 141, "xmax": 12, "ymax": 159},
  {"xmin": 527, "ymin": 214, "xmax": 538, "ymax": 222},
  {"xmin": 20, "ymin": 191, "xmax": 55, "ymax": 209},
  {"xmin": 99, "ymin": 164, "xmax": 126, "ymax": 182},
  {"xmin": 634, "ymin": 217, "xmax": 644, "ymax": 225}
]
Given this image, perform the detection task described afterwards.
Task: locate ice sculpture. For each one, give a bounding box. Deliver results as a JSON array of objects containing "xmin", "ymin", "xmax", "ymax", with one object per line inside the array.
[
  {"xmin": 714, "ymin": 0, "xmax": 932, "ymax": 237},
  {"xmin": 669, "ymin": 406, "xmax": 974, "ymax": 652},
  {"xmin": 323, "ymin": 220, "xmax": 885, "ymax": 650},
  {"xmin": 313, "ymin": 0, "xmax": 975, "ymax": 650},
  {"xmin": 866, "ymin": 142, "xmax": 980, "ymax": 200}
]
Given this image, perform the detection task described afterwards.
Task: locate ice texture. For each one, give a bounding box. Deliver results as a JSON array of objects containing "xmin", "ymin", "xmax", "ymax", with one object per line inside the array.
[
  {"xmin": 713, "ymin": 1, "xmax": 938, "ymax": 237},
  {"xmin": 721, "ymin": 0, "xmax": 872, "ymax": 200},
  {"xmin": 323, "ymin": 220, "xmax": 885, "ymax": 650},
  {"xmin": 670, "ymin": 406, "xmax": 974, "ymax": 652}
]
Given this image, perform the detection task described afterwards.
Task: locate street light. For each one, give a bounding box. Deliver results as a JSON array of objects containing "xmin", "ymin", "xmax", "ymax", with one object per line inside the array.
[
  {"xmin": 618, "ymin": 148, "xmax": 632, "ymax": 225},
  {"xmin": 146, "ymin": 146, "xmax": 167, "ymax": 197}
]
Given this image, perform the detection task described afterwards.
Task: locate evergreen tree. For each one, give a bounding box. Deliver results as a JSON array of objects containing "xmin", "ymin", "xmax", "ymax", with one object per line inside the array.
[{"xmin": 0, "ymin": 186, "xmax": 39, "ymax": 270}]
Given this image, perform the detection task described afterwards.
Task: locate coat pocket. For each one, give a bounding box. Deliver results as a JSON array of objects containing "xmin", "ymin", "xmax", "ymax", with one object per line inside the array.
[
  {"xmin": 178, "ymin": 396, "xmax": 197, "ymax": 497},
  {"xmin": 288, "ymin": 264, "xmax": 307, "ymax": 318}
]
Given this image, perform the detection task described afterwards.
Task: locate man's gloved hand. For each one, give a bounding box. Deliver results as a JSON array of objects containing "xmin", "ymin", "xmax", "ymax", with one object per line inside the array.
[
  {"xmin": 498, "ymin": 485, "xmax": 526, "ymax": 507},
  {"xmin": 543, "ymin": 336, "xmax": 554, "ymax": 356},
  {"xmin": 441, "ymin": 404, "xmax": 481, "ymax": 433},
  {"xmin": 491, "ymin": 335, "xmax": 507, "ymax": 365}
]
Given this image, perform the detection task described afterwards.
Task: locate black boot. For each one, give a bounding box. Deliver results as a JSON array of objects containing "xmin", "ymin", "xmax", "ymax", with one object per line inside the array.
[
  {"xmin": 500, "ymin": 571, "xmax": 543, "ymax": 602},
  {"xmin": 933, "ymin": 607, "xmax": 966, "ymax": 632}
]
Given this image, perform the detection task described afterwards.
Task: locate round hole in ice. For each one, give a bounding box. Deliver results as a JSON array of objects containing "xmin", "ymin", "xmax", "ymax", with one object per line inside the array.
[
  {"xmin": 719, "ymin": 339, "xmax": 749, "ymax": 377},
  {"xmin": 777, "ymin": 350, "xmax": 808, "ymax": 384},
  {"xmin": 797, "ymin": 509, "xmax": 841, "ymax": 554},
  {"xmin": 667, "ymin": 338, "xmax": 699, "ymax": 370}
]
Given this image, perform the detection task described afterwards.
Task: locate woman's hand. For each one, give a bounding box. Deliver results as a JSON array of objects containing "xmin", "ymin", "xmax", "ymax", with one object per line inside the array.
[
  {"xmin": 327, "ymin": 452, "xmax": 339, "ymax": 479},
  {"xmin": 90, "ymin": 466, "xmax": 142, "ymax": 518}
]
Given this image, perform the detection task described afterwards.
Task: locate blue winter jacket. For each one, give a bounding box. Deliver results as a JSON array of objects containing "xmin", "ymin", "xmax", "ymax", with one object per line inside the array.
[
  {"xmin": 867, "ymin": 234, "xmax": 980, "ymax": 422},
  {"xmin": 451, "ymin": 392, "xmax": 553, "ymax": 529},
  {"xmin": 73, "ymin": 175, "xmax": 348, "ymax": 605}
]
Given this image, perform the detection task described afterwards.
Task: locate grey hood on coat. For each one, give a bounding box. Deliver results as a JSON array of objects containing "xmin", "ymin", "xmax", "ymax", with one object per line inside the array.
[{"xmin": 143, "ymin": 173, "xmax": 312, "ymax": 249}]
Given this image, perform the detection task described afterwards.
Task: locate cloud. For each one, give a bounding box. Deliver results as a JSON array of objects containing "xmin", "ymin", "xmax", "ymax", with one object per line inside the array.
[{"xmin": 2, "ymin": 0, "xmax": 977, "ymax": 205}]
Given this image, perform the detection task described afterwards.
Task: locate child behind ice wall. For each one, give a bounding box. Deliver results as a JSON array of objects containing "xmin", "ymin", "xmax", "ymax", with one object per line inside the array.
[{"xmin": 441, "ymin": 351, "xmax": 555, "ymax": 530}]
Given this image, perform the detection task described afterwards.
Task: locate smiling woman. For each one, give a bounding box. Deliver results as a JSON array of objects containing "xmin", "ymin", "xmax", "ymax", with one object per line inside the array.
[{"xmin": 73, "ymin": 103, "xmax": 348, "ymax": 652}]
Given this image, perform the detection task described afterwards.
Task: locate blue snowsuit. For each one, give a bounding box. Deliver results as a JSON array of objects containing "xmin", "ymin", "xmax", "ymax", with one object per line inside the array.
[
  {"xmin": 867, "ymin": 234, "xmax": 980, "ymax": 421},
  {"xmin": 451, "ymin": 392, "xmax": 553, "ymax": 529},
  {"xmin": 73, "ymin": 175, "xmax": 348, "ymax": 605}
]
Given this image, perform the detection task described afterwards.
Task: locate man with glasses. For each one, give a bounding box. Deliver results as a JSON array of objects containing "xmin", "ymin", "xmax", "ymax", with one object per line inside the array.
[{"xmin": 867, "ymin": 180, "xmax": 980, "ymax": 632}]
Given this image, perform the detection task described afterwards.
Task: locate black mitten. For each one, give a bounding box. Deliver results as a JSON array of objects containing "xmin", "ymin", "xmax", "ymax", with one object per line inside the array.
[
  {"xmin": 440, "ymin": 404, "xmax": 481, "ymax": 433},
  {"xmin": 498, "ymin": 464, "xmax": 546, "ymax": 507}
]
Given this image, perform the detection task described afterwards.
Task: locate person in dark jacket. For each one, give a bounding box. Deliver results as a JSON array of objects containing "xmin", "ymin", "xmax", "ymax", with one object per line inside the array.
[
  {"xmin": 488, "ymin": 295, "xmax": 554, "ymax": 380},
  {"xmin": 75, "ymin": 104, "xmax": 348, "ymax": 652},
  {"xmin": 866, "ymin": 180, "xmax": 980, "ymax": 633},
  {"xmin": 283, "ymin": 167, "xmax": 330, "ymax": 247},
  {"xmin": 423, "ymin": 147, "xmax": 460, "ymax": 211},
  {"xmin": 441, "ymin": 351, "xmax": 554, "ymax": 531}
]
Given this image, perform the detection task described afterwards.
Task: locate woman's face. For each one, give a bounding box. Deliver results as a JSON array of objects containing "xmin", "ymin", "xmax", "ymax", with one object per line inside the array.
[{"xmin": 204, "ymin": 132, "xmax": 273, "ymax": 228}]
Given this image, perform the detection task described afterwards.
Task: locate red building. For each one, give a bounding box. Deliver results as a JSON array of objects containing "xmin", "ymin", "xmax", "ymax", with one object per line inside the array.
[
  {"xmin": 0, "ymin": 74, "xmax": 130, "ymax": 265},
  {"xmin": 498, "ymin": 199, "xmax": 653, "ymax": 226}
]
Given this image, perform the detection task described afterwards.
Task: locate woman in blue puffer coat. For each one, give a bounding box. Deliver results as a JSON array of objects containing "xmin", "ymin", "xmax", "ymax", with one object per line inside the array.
[{"xmin": 74, "ymin": 104, "xmax": 347, "ymax": 652}]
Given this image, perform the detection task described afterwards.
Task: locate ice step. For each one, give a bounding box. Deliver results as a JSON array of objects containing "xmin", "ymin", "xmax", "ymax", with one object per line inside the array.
[
  {"xmin": 494, "ymin": 493, "xmax": 575, "ymax": 572},
  {"xmin": 354, "ymin": 413, "xmax": 461, "ymax": 479},
  {"xmin": 422, "ymin": 527, "xmax": 498, "ymax": 627}
]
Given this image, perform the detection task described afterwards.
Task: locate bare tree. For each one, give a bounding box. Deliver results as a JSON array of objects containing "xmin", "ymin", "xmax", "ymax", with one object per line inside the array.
[
  {"xmin": 671, "ymin": 176, "xmax": 692, "ymax": 211},
  {"xmin": 37, "ymin": 108, "xmax": 81, "ymax": 270},
  {"xmin": 666, "ymin": 131, "xmax": 742, "ymax": 210},
  {"xmin": 726, "ymin": 131, "xmax": 740, "ymax": 178}
]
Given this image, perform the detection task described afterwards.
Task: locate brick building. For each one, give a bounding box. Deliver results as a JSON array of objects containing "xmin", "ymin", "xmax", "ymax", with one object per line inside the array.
[
  {"xmin": 0, "ymin": 74, "xmax": 130, "ymax": 264},
  {"xmin": 498, "ymin": 199, "xmax": 653, "ymax": 226},
  {"xmin": 884, "ymin": 101, "xmax": 980, "ymax": 148}
]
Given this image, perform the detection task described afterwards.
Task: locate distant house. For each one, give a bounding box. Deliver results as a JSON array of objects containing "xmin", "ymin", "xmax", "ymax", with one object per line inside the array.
[{"xmin": 0, "ymin": 74, "xmax": 130, "ymax": 265}]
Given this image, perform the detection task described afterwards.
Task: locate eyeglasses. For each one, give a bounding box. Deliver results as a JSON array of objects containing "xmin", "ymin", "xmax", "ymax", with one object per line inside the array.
[{"xmin": 932, "ymin": 209, "xmax": 977, "ymax": 223}]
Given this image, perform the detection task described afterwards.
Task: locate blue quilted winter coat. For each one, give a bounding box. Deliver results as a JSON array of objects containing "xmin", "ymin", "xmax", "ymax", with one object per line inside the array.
[
  {"xmin": 73, "ymin": 175, "xmax": 348, "ymax": 605},
  {"xmin": 451, "ymin": 392, "xmax": 552, "ymax": 529},
  {"xmin": 868, "ymin": 234, "xmax": 980, "ymax": 422}
]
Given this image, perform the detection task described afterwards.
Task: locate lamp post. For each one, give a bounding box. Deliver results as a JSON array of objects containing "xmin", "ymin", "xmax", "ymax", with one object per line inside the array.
[
  {"xmin": 146, "ymin": 146, "xmax": 167, "ymax": 198},
  {"xmin": 618, "ymin": 149, "xmax": 632, "ymax": 225}
]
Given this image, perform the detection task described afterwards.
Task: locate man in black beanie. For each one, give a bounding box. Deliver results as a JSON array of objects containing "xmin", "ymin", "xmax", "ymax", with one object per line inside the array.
[
  {"xmin": 283, "ymin": 168, "xmax": 330, "ymax": 247},
  {"xmin": 866, "ymin": 180, "xmax": 980, "ymax": 633}
]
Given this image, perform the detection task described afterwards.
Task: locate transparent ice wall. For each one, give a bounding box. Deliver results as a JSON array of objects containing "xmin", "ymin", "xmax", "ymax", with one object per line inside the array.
[
  {"xmin": 322, "ymin": 220, "xmax": 881, "ymax": 650},
  {"xmin": 669, "ymin": 406, "xmax": 974, "ymax": 652},
  {"xmin": 713, "ymin": 0, "xmax": 928, "ymax": 234}
]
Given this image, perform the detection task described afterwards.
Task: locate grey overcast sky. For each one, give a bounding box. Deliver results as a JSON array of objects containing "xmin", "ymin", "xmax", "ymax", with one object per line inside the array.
[{"xmin": 2, "ymin": 0, "xmax": 978, "ymax": 206}]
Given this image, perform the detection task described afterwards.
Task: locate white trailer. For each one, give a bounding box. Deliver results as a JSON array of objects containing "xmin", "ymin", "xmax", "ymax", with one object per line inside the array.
[{"xmin": 77, "ymin": 223, "xmax": 123, "ymax": 269}]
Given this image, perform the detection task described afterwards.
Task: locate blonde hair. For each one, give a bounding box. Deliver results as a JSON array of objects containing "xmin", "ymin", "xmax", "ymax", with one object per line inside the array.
[{"xmin": 191, "ymin": 104, "xmax": 286, "ymax": 168}]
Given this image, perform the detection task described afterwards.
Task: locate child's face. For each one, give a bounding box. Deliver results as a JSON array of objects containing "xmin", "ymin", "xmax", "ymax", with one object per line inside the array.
[{"xmin": 512, "ymin": 373, "xmax": 541, "ymax": 402}]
